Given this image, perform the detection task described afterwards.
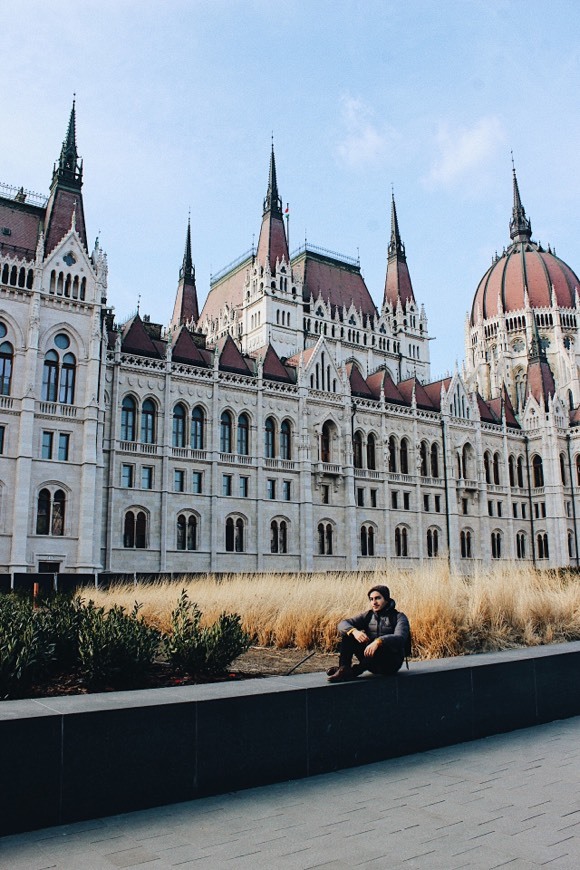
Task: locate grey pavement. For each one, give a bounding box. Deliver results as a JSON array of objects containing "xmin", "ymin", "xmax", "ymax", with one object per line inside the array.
[{"xmin": 2, "ymin": 716, "xmax": 580, "ymax": 870}]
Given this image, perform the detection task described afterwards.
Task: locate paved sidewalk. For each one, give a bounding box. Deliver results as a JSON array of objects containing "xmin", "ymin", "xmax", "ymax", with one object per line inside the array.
[{"xmin": 2, "ymin": 716, "xmax": 580, "ymax": 870}]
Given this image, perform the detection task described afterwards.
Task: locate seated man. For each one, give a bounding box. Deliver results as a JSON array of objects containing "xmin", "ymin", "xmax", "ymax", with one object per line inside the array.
[{"xmin": 327, "ymin": 584, "xmax": 410, "ymax": 682}]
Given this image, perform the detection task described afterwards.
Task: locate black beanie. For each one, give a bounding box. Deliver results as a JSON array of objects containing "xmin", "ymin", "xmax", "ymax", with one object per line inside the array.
[{"xmin": 368, "ymin": 584, "xmax": 390, "ymax": 602}]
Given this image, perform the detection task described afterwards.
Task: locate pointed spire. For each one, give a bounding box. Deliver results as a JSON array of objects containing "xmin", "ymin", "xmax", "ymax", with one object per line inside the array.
[
  {"xmin": 180, "ymin": 215, "xmax": 195, "ymax": 284},
  {"xmin": 255, "ymin": 142, "xmax": 289, "ymax": 271},
  {"xmin": 509, "ymin": 156, "xmax": 532, "ymax": 243},
  {"xmin": 170, "ymin": 216, "xmax": 199, "ymax": 330},
  {"xmin": 388, "ymin": 192, "xmax": 406, "ymax": 261},
  {"xmin": 54, "ymin": 98, "xmax": 83, "ymax": 189},
  {"xmin": 263, "ymin": 142, "xmax": 283, "ymax": 218}
]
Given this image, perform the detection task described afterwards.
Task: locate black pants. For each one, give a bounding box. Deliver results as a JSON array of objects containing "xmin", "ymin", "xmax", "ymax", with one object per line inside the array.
[{"xmin": 338, "ymin": 633, "xmax": 404, "ymax": 675}]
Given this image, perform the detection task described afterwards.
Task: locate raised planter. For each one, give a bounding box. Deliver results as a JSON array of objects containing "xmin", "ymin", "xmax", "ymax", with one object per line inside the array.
[{"xmin": 2, "ymin": 641, "xmax": 580, "ymax": 837}]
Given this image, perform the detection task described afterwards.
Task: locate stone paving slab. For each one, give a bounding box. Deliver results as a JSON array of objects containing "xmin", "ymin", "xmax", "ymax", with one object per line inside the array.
[{"xmin": 2, "ymin": 717, "xmax": 580, "ymax": 869}]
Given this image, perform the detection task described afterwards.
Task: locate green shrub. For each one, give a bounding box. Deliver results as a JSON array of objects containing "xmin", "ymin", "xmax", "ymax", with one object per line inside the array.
[
  {"xmin": 164, "ymin": 590, "xmax": 250, "ymax": 676},
  {"xmin": 37, "ymin": 594, "xmax": 86, "ymax": 672},
  {"xmin": 0, "ymin": 595, "xmax": 55, "ymax": 698},
  {"xmin": 78, "ymin": 600, "xmax": 161, "ymax": 689}
]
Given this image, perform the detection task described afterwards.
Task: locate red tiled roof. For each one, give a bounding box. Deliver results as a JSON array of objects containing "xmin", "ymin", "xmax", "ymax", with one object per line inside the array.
[
  {"xmin": 398, "ymin": 376, "xmax": 437, "ymax": 410},
  {"xmin": 422, "ymin": 377, "xmax": 452, "ymax": 411},
  {"xmin": 260, "ymin": 344, "xmax": 294, "ymax": 382},
  {"xmin": 471, "ymin": 244, "xmax": 580, "ymax": 325},
  {"xmin": 217, "ymin": 334, "xmax": 252, "ymax": 375},
  {"xmin": 171, "ymin": 326, "xmax": 207, "ymax": 366},
  {"xmin": 366, "ymin": 369, "xmax": 406, "ymax": 405},
  {"xmin": 121, "ymin": 315, "xmax": 163, "ymax": 358},
  {"xmin": 384, "ymin": 257, "xmax": 415, "ymax": 310},
  {"xmin": 0, "ymin": 199, "xmax": 43, "ymax": 260},
  {"xmin": 347, "ymin": 363, "xmax": 374, "ymax": 398},
  {"xmin": 292, "ymin": 250, "xmax": 377, "ymax": 318},
  {"xmin": 44, "ymin": 188, "xmax": 87, "ymax": 254},
  {"xmin": 255, "ymin": 211, "xmax": 289, "ymax": 273},
  {"xmin": 477, "ymin": 393, "xmax": 499, "ymax": 424},
  {"xmin": 285, "ymin": 345, "xmax": 317, "ymax": 368},
  {"xmin": 527, "ymin": 358, "xmax": 556, "ymax": 410},
  {"xmin": 198, "ymin": 256, "xmax": 251, "ymax": 329}
]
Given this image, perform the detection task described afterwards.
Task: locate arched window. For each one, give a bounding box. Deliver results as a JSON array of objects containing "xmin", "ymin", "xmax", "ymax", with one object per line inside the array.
[
  {"xmin": 177, "ymin": 513, "xmax": 197, "ymax": 550},
  {"xmin": 460, "ymin": 530, "xmax": 472, "ymax": 558},
  {"xmin": 388, "ymin": 436, "xmax": 397, "ymax": 472},
  {"xmin": 419, "ymin": 441, "xmax": 428, "ymax": 477},
  {"xmin": 140, "ymin": 399, "xmax": 156, "ymax": 444},
  {"xmin": 280, "ymin": 420, "xmax": 291, "ymax": 460},
  {"xmin": 462, "ymin": 444, "xmax": 472, "ymax": 479},
  {"xmin": 320, "ymin": 422, "xmax": 332, "ymax": 463},
  {"xmin": 220, "ymin": 411, "xmax": 233, "ymax": 453},
  {"xmin": 0, "ymin": 341, "xmax": 13, "ymax": 396},
  {"xmin": 36, "ymin": 488, "xmax": 66, "ymax": 536},
  {"xmin": 59, "ymin": 352, "xmax": 76, "ymax": 405},
  {"xmin": 516, "ymin": 531, "xmax": 526, "ymax": 559},
  {"xmin": 121, "ymin": 396, "xmax": 136, "ymax": 442},
  {"xmin": 270, "ymin": 519, "xmax": 288, "ymax": 554},
  {"xmin": 353, "ymin": 430, "xmax": 363, "ymax": 469},
  {"xmin": 237, "ymin": 412, "xmax": 250, "ymax": 455},
  {"xmin": 42, "ymin": 350, "xmax": 59, "ymax": 401},
  {"xmin": 427, "ymin": 528, "xmax": 439, "ymax": 557},
  {"xmin": 394, "ymin": 526, "xmax": 408, "ymax": 557},
  {"xmin": 517, "ymin": 456, "xmax": 525, "ymax": 488},
  {"xmin": 484, "ymin": 451, "xmax": 492, "ymax": 484},
  {"xmin": 235, "ymin": 518, "xmax": 244, "ymax": 552},
  {"xmin": 568, "ymin": 531, "xmax": 575, "ymax": 559},
  {"xmin": 191, "ymin": 406, "xmax": 204, "ymax": 450},
  {"xmin": 279, "ymin": 520, "xmax": 288, "ymax": 554},
  {"xmin": 508, "ymin": 455, "xmax": 516, "ymax": 488},
  {"xmin": 430, "ymin": 443, "xmax": 439, "ymax": 478},
  {"xmin": 172, "ymin": 404, "xmax": 186, "ymax": 448},
  {"xmin": 493, "ymin": 453, "xmax": 501, "ymax": 486},
  {"xmin": 271, "ymin": 520, "xmax": 279, "ymax": 553},
  {"xmin": 317, "ymin": 522, "xmax": 333, "ymax": 554},
  {"xmin": 400, "ymin": 438, "xmax": 409, "ymax": 475},
  {"xmin": 226, "ymin": 517, "xmax": 234, "ymax": 551},
  {"xmin": 265, "ymin": 417, "xmax": 276, "ymax": 458},
  {"xmin": 560, "ymin": 453, "xmax": 567, "ymax": 485},
  {"xmin": 123, "ymin": 510, "xmax": 148, "ymax": 548},
  {"xmin": 367, "ymin": 433, "xmax": 376, "ymax": 470},
  {"xmin": 491, "ymin": 531, "xmax": 502, "ymax": 559},
  {"xmin": 537, "ymin": 532, "xmax": 549, "ymax": 560},
  {"xmin": 360, "ymin": 524, "xmax": 375, "ymax": 556},
  {"xmin": 532, "ymin": 455, "xmax": 544, "ymax": 488}
]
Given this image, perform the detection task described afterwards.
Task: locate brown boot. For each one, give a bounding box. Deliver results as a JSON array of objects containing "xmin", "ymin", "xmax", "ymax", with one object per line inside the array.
[{"xmin": 327, "ymin": 665, "xmax": 355, "ymax": 683}]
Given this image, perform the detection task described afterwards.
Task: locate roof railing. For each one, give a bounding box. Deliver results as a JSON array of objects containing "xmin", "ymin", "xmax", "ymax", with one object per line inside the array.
[
  {"xmin": 0, "ymin": 182, "xmax": 48, "ymax": 208},
  {"xmin": 210, "ymin": 246, "xmax": 256, "ymax": 285},
  {"xmin": 290, "ymin": 242, "xmax": 360, "ymax": 267}
]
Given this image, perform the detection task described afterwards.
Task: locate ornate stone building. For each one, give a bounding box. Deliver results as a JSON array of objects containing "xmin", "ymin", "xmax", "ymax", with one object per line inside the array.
[{"xmin": 1, "ymin": 105, "xmax": 579, "ymax": 574}]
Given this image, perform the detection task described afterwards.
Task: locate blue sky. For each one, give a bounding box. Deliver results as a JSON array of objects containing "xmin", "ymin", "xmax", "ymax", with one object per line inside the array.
[{"xmin": 3, "ymin": 0, "xmax": 580, "ymax": 377}]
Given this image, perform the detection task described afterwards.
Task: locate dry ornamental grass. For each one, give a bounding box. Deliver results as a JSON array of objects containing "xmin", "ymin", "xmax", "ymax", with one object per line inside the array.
[{"xmin": 86, "ymin": 563, "xmax": 580, "ymax": 659}]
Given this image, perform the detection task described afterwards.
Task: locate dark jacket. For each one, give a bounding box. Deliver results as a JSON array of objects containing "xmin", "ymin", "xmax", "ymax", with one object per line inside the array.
[{"xmin": 338, "ymin": 598, "xmax": 410, "ymax": 649}]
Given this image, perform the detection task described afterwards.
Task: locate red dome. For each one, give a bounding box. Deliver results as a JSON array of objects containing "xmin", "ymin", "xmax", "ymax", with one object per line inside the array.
[{"xmin": 470, "ymin": 241, "xmax": 580, "ymax": 326}]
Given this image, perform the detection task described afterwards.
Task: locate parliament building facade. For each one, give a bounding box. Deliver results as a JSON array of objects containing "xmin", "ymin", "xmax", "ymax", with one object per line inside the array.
[{"xmin": 1, "ymin": 104, "xmax": 580, "ymax": 575}]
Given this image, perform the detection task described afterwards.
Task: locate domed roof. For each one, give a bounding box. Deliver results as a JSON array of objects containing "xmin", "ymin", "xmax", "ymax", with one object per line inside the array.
[{"xmin": 470, "ymin": 170, "xmax": 580, "ymax": 326}]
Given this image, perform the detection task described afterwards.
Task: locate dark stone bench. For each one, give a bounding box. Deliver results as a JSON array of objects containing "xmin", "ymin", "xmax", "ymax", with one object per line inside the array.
[{"xmin": 2, "ymin": 641, "xmax": 580, "ymax": 837}]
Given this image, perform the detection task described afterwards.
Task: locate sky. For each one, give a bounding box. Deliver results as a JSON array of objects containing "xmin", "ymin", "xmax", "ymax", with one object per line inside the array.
[{"xmin": 2, "ymin": 0, "xmax": 580, "ymax": 379}]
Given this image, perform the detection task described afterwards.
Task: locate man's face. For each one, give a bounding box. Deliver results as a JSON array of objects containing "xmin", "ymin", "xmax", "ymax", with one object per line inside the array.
[{"xmin": 369, "ymin": 592, "xmax": 385, "ymax": 612}]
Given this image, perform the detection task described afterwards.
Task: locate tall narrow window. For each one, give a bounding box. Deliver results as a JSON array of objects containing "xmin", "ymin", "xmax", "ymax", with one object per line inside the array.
[
  {"xmin": 265, "ymin": 416, "xmax": 276, "ymax": 458},
  {"xmin": 353, "ymin": 431, "xmax": 363, "ymax": 469},
  {"xmin": 517, "ymin": 456, "xmax": 525, "ymax": 488},
  {"xmin": 320, "ymin": 422, "xmax": 331, "ymax": 463},
  {"xmin": 367, "ymin": 433, "xmax": 376, "ymax": 470},
  {"xmin": 235, "ymin": 518, "xmax": 244, "ymax": 552},
  {"xmin": 400, "ymin": 439, "xmax": 409, "ymax": 475},
  {"xmin": 388, "ymin": 436, "xmax": 397, "ymax": 472},
  {"xmin": 237, "ymin": 412, "xmax": 249, "ymax": 455},
  {"xmin": 220, "ymin": 411, "xmax": 232, "ymax": 453},
  {"xmin": 36, "ymin": 488, "xmax": 51, "ymax": 535},
  {"xmin": 0, "ymin": 341, "xmax": 13, "ymax": 395},
  {"xmin": 430, "ymin": 443, "xmax": 439, "ymax": 478},
  {"xmin": 59, "ymin": 353, "xmax": 76, "ymax": 405},
  {"xmin": 51, "ymin": 489, "xmax": 65, "ymax": 535},
  {"xmin": 419, "ymin": 441, "xmax": 428, "ymax": 477},
  {"xmin": 493, "ymin": 453, "xmax": 501, "ymax": 486},
  {"xmin": 121, "ymin": 396, "xmax": 136, "ymax": 441},
  {"xmin": 172, "ymin": 404, "xmax": 186, "ymax": 448},
  {"xmin": 141, "ymin": 399, "xmax": 156, "ymax": 444},
  {"xmin": 191, "ymin": 406, "xmax": 205, "ymax": 449},
  {"xmin": 42, "ymin": 350, "xmax": 59, "ymax": 401},
  {"xmin": 280, "ymin": 420, "xmax": 291, "ymax": 460},
  {"xmin": 532, "ymin": 455, "xmax": 544, "ymax": 488}
]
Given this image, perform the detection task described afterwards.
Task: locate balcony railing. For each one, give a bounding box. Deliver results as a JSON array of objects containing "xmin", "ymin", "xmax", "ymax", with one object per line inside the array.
[{"xmin": 38, "ymin": 402, "xmax": 78, "ymax": 418}]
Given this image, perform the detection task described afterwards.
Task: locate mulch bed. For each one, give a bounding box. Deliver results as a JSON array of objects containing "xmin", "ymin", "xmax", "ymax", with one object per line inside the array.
[{"xmin": 22, "ymin": 647, "xmax": 338, "ymax": 700}]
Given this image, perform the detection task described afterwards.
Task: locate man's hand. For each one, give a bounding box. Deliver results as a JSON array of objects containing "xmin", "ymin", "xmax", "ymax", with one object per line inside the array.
[
  {"xmin": 363, "ymin": 639, "xmax": 381, "ymax": 657},
  {"xmin": 353, "ymin": 629, "xmax": 369, "ymax": 643}
]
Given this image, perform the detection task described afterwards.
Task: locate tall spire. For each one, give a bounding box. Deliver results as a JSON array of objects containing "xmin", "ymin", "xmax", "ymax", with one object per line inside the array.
[
  {"xmin": 54, "ymin": 98, "xmax": 83, "ymax": 189},
  {"xmin": 255, "ymin": 142, "xmax": 289, "ymax": 270},
  {"xmin": 179, "ymin": 215, "xmax": 195, "ymax": 284},
  {"xmin": 388, "ymin": 192, "xmax": 406, "ymax": 260},
  {"xmin": 509, "ymin": 157, "xmax": 532, "ymax": 243},
  {"xmin": 263, "ymin": 143, "xmax": 283, "ymax": 219},
  {"xmin": 383, "ymin": 191, "xmax": 415, "ymax": 311},
  {"xmin": 171, "ymin": 216, "xmax": 199, "ymax": 329},
  {"xmin": 44, "ymin": 99, "xmax": 87, "ymax": 253}
]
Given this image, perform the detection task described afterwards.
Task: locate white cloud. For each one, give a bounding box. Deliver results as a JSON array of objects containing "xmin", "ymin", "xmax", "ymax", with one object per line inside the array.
[
  {"xmin": 336, "ymin": 95, "xmax": 395, "ymax": 168},
  {"xmin": 425, "ymin": 116, "xmax": 504, "ymax": 188}
]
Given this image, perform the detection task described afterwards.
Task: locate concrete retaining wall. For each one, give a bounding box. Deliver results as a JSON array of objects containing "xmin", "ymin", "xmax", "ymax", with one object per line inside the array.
[{"xmin": 2, "ymin": 641, "xmax": 580, "ymax": 836}]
